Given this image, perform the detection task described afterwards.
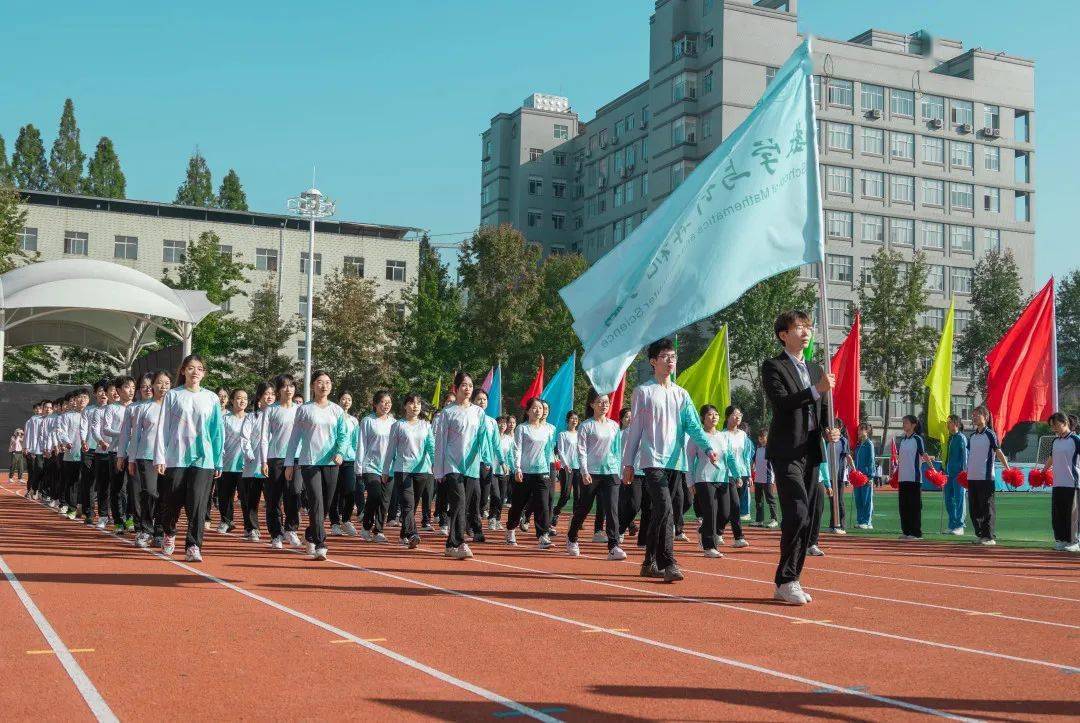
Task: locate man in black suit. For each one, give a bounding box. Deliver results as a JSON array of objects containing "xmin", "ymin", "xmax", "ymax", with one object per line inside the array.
[{"xmin": 762, "ymin": 310, "xmax": 839, "ymax": 605}]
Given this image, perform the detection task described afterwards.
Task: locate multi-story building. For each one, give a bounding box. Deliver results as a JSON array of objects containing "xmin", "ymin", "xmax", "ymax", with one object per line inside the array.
[
  {"xmin": 481, "ymin": 0, "xmax": 1035, "ymax": 430},
  {"xmin": 16, "ymin": 190, "xmax": 422, "ymax": 363}
]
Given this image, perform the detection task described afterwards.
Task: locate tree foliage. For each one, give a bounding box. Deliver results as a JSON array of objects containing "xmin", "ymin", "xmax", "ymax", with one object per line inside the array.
[
  {"xmin": 0, "ymin": 184, "xmax": 29, "ymax": 273},
  {"xmin": 11, "ymin": 125, "xmax": 47, "ymax": 191},
  {"xmin": 232, "ymin": 280, "xmax": 297, "ymax": 390},
  {"xmin": 174, "ymin": 150, "xmax": 215, "ymax": 207},
  {"xmin": 59, "ymin": 347, "xmax": 120, "ymax": 385},
  {"xmin": 0, "ymin": 134, "xmax": 12, "ymax": 186},
  {"xmin": 956, "ymin": 249, "xmax": 1028, "ymax": 398},
  {"xmin": 83, "ymin": 137, "xmax": 126, "ymax": 199},
  {"xmin": 48, "ymin": 99, "xmax": 85, "ymax": 193},
  {"xmin": 1058, "ymin": 269, "xmax": 1080, "ymax": 396},
  {"xmin": 217, "ymin": 169, "xmax": 248, "ymax": 211}
]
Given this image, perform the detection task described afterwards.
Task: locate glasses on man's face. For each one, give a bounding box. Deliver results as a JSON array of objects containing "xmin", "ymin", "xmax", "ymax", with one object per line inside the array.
[{"xmin": 657, "ymin": 353, "xmax": 677, "ymax": 362}]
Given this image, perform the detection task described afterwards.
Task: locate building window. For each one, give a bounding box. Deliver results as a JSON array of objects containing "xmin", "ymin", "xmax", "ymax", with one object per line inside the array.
[
  {"xmin": 890, "ymin": 175, "xmax": 914, "ymax": 204},
  {"xmin": 799, "ymin": 263, "xmax": 820, "ymax": 281},
  {"xmin": 528, "ymin": 177, "xmax": 543, "ymax": 196},
  {"xmin": 256, "ymin": 248, "xmax": 278, "ymax": 272},
  {"xmin": 954, "ymin": 309, "xmax": 972, "ymax": 336},
  {"xmin": 297, "ymin": 338, "xmax": 306, "ymax": 361},
  {"xmin": 890, "ymin": 89, "xmax": 915, "ymax": 118},
  {"xmin": 527, "ymin": 210, "xmax": 542, "ymax": 228},
  {"xmin": 861, "ymin": 170, "xmax": 884, "ymax": 198},
  {"xmin": 826, "ymin": 254, "xmax": 854, "ymax": 283},
  {"xmin": 162, "ymin": 239, "xmax": 186, "ymax": 263},
  {"xmin": 950, "ymin": 183, "xmax": 974, "ymax": 211},
  {"xmin": 951, "ymin": 267, "xmax": 973, "ymax": 294},
  {"xmin": 670, "ymin": 161, "xmax": 694, "ymax": 189},
  {"xmin": 574, "ymin": 215, "xmax": 583, "ymax": 230},
  {"xmin": 671, "ymin": 116, "xmax": 698, "ymax": 145},
  {"xmin": 702, "ymin": 114, "xmax": 713, "ymax": 139},
  {"xmin": 984, "ymin": 146, "xmax": 1001, "ymax": 171},
  {"xmin": 826, "ymin": 211, "xmax": 852, "ymax": 239},
  {"xmin": 862, "ymin": 392, "xmax": 885, "ymax": 419},
  {"xmin": 890, "ymin": 132, "xmax": 914, "ymax": 160},
  {"xmin": 922, "ymin": 178, "xmax": 944, "ymax": 207},
  {"xmin": 920, "ymin": 307, "xmax": 945, "ymax": 331},
  {"xmin": 952, "ymin": 395, "xmax": 975, "ymax": 420},
  {"xmin": 553, "ymin": 180, "xmax": 566, "ymax": 198},
  {"xmin": 300, "ymin": 252, "xmax": 322, "ymax": 275},
  {"xmin": 553, "ymin": 124, "xmax": 569, "ymax": 140},
  {"xmin": 826, "ymin": 166, "xmax": 852, "ymax": 195},
  {"xmin": 703, "ymin": 69, "xmax": 714, "ymax": 94},
  {"xmin": 1015, "ymin": 111, "xmax": 1030, "ymax": 142},
  {"xmin": 481, "ymin": 181, "xmax": 496, "ymax": 205},
  {"xmin": 672, "ymin": 72, "xmax": 698, "ymax": 102},
  {"xmin": 113, "ymin": 235, "xmax": 138, "ymax": 260},
  {"xmin": 625, "ymin": 178, "xmax": 635, "ymax": 204},
  {"xmin": 950, "ymin": 226, "xmax": 974, "ymax": 253},
  {"xmin": 828, "ymin": 299, "xmax": 854, "ymax": 328},
  {"xmin": 298, "ymin": 295, "xmax": 309, "ymax": 316},
  {"xmin": 218, "ymin": 244, "xmax": 233, "ymax": 260},
  {"xmin": 641, "ymin": 137, "xmax": 649, "ymax": 160},
  {"xmin": 1015, "ymin": 191, "xmax": 1031, "ymax": 222},
  {"xmin": 703, "ymin": 31, "xmax": 714, "ymax": 49},
  {"xmin": 861, "ymin": 83, "xmax": 884, "ymax": 112},
  {"xmin": 672, "ymin": 36, "xmax": 697, "ymax": 61},
  {"xmin": 17, "ymin": 227, "xmax": 38, "ymax": 252},
  {"xmin": 529, "ymin": 148, "xmax": 543, "ymax": 162},
  {"xmin": 922, "ymin": 136, "xmax": 944, "ymax": 164},
  {"xmin": 889, "ymin": 218, "xmax": 915, "ymax": 247},
  {"xmin": 927, "ymin": 264, "xmax": 945, "ymax": 292},
  {"xmin": 343, "ymin": 256, "xmax": 364, "ymax": 278},
  {"xmin": 921, "ymin": 94, "xmax": 944, "ymax": 122},
  {"xmin": 614, "ymin": 183, "xmax": 624, "ymax": 208},
  {"xmin": 553, "ymin": 152, "xmax": 567, "ymax": 166},
  {"xmin": 983, "ymin": 104, "xmax": 1000, "ymax": 131},
  {"xmin": 63, "ymin": 231, "xmax": 89, "ymax": 256},
  {"xmin": 921, "ymin": 221, "xmax": 945, "ymax": 250},
  {"xmin": 385, "ymin": 259, "xmax": 407, "ymax": 282},
  {"xmin": 613, "ymin": 219, "xmax": 625, "ymax": 243},
  {"xmin": 552, "ymin": 213, "xmax": 566, "ymax": 230},
  {"xmin": 641, "ymin": 173, "xmax": 649, "ymax": 197},
  {"xmin": 951, "ymin": 99, "xmax": 973, "ymax": 126},
  {"xmin": 827, "ymin": 122, "xmax": 853, "ymax": 151},
  {"xmin": 984, "ymin": 228, "xmax": 1002, "ymax": 253},
  {"xmin": 826, "ymin": 78, "xmax": 853, "ymax": 108},
  {"xmin": 984, "ymin": 187, "xmax": 1000, "ymax": 213},
  {"xmin": 862, "ymin": 127, "xmax": 884, "ymax": 155},
  {"xmin": 862, "ymin": 215, "xmax": 884, "ymax": 243},
  {"xmin": 765, "ymin": 66, "xmax": 778, "ymax": 87},
  {"xmin": 860, "ymin": 258, "xmax": 875, "ymax": 286},
  {"xmin": 950, "ymin": 141, "xmax": 973, "ymax": 168}
]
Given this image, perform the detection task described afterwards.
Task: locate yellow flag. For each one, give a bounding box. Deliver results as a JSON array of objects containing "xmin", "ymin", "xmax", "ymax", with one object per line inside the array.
[
  {"xmin": 432, "ymin": 377, "xmax": 442, "ymax": 407},
  {"xmin": 676, "ymin": 324, "xmax": 731, "ymax": 413},
  {"xmin": 924, "ymin": 299, "xmax": 956, "ymax": 452}
]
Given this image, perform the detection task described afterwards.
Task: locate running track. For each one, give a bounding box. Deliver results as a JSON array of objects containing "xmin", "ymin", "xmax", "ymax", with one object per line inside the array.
[{"xmin": 1, "ymin": 477, "xmax": 1076, "ymax": 721}]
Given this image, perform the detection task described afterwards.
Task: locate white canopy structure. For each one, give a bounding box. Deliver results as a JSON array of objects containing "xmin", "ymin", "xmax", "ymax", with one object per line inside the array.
[{"xmin": 0, "ymin": 259, "xmax": 219, "ymax": 380}]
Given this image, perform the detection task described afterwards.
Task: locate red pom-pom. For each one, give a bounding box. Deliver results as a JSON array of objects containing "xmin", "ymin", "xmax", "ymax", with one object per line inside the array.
[
  {"xmin": 1002, "ymin": 468, "xmax": 1024, "ymax": 488},
  {"xmin": 957, "ymin": 471, "xmax": 968, "ymax": 489},
  {"xmin": 925, "ymin": 469, "xmax": 947, "ymax": 488},
  {"xmin": 1028, "ymin": 469, "xmax": 1044, "ymax": 488},
  {"xmin": 1043, "ymin": 468, "xmax": 1054, "ymax": 486},
  {"xmin": 888, "ymin": 470, "xmax": 899, "ymax": 489},
  {"xmin": 849, "ymin": 470, "xmax": 869, "ymax": 488}
]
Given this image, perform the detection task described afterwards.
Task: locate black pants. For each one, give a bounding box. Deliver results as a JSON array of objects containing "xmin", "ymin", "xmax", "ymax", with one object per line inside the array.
[
  {"xmin": 754, "ymin": 481, "xmax": 778, "ymax": 523},
  {"xmin": 772, "ymin": 456, "xmax": 822, "ymax": 586},
  {"xmin": 642, "ymin": 468, "xmax": 678, "ymax": 570},
  {"xmin": 135, "ymin": 460, "xmax": 161, "ymax": 536},
  {"xmin": 62, "ymin": 460, "xmax": 81, "ymax": 509},
  {"xmin": 828, "ymin": 482, "xmax": 846, "ymax": 529},
  {"xmin": 898, "ymin": 482, "xmax": 922, "ymax": 538},
  {"xmin": 93, "ymin": 454, "xmax": 111, "ymax": 519},
  {"xmin": 968, "ymin": 479, "xmax": 995, "ymax": 540},
  {"xmin": 478, "ymin": 463, "xmax": 493, "ymax": 522},
  {"xmin": 620, "ymin": 474, "xmax": 643, "ymax": 535},
  {"xmin": 435, "ymin": 477, "xmax": 448, "ymax": 526},
  {"xmin": 28, "ymin": 454, "xmax": 42, "ymax": 494},
  {"xmin": 362, "ymin": 472, "xmax": 392, "ymax": 533},
  {"xmin": 507, "ymin": 473, "xmax": 551, "ymax": 539},
  {"xmin": 441, "ymin": 473, "xmax": 468, "ymax": 548},
  {"xmin": 387, "ymin": 473, "xmax": 403, "ymax": 522},
  {"xmin": 569, "ymin": 474, "xmax": 620, "ymax": 549},
  {"xmin": 669, "ymin": 472, "xmax": 688, "ymax": 535},
  {"xmin": 160, "ymin": 466, "xmax": 214, "ymax": 550},
  {"xmin": 718, "ymin": 482, "xmax": 744, "ymax": 540},
  {"xmin": 238, "ymin": 477, "xmax": 262, "ymax": 533},
  {"xmin": 396, "ymin": 472, "xmax": 433, "ymax": 540},
  {"xmin": 217, "ymin": 472, "xmax": 241, "ymax": 528},
  {"xmin": 329, "ymin": 461, "xmax": 356, "ymax": 525},
  {"xmin": 1051, "ymin": 486, "xmax": 1078, "ymax": 543},
  {"xmin": 301, "ymin": 465, "xmax": 338, "ymax": 548},
  {"xmin": 78, "ymin": 456, "xmax": 98, "ymax": 523},
  {"xmin": 809, "ymin": 482, "xmax": 826, "ymax": 547},
  {"xmin": 107, "ymin": 454, "xmax": 127, "ymax": 524},
  {"xmin": 553, "ymin": 468, "xmax": 579, "ymax": 521},
  {"xmin": 464, "ymin": 474, "xmax": 485, "ymax": 539},
  {"xmin": 263, "ymin": 458, "xmax": 299, "ymax": 539},
  {"xmin": 695, "ymin": 482, "xmax": 723, "ymax": 550}
]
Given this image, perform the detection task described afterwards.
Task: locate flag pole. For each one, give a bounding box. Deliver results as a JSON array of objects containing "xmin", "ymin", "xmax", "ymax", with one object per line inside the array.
[
  {"xmin": 723, "ymin": 323, "xmax": 732, "ymax": 407},
  {"xmin": 1050, "ymin": 277, "xmax": 1060, "ymax": 412},
  {"xmin": 816, "ymin": 267, "xmax": 841, "ymax": 532}
]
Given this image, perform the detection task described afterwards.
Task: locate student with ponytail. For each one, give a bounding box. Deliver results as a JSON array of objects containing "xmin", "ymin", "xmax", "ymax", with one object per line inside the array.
[
  {"xmin": 238, "ymin": 381, "xmax": 272, "ymax": 541},
  {"xmin": 506, "ymin": 397, "xmax": 556, "ymax": 548},
  {"xmin": 217, "ymin": 388, "xmax": 250, "ymax": 534},
  {"xmin": 965, "ymin": 405, "xmax": 1010, "ymax": 545},
  {"xmin": 358, "ymin": 390, "xmax": 395, "ymax": 542},
  {"xmin": 329, "ymin": 391, "xmax": 360, "ymax": 537},
  {"xmin": 434, "ymin": 372, "xmax": 486, "ymax": 559},
  {"xmin": 387, "ymin": 392, "xmax": 435, "ymax": 548},
  {"xmin": 264, "ymin": 374, "xmax": 301, "ymax": 550},
  {"xmin": 896, "ymin": 415, "xmax": 932, "ymax": 541},
  {"xmin": 567, "ymin": 389, "xmax": 626, "ymax": 559},
  {"xmin": 943, "ymin": 414, "xmax": 968, "ymax": 535},
  {"xmin": 687, "ymin": 404, "xmax": 727, "ymax": 558}
]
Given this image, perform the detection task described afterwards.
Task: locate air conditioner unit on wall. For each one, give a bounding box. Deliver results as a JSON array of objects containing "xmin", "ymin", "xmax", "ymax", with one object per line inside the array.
[
  {"xmin": 958, "ymin": 123, "xmax": 973, "ymax": 134},
  {"xmin": 867, "ymin": 109, "xmax": 882, "ymax": 120},
  {"xmin": 598, "ymin": 175, "xmax": 607, "ymax": 189},
  {"xmin": 983, "ymin": 127, "xmax": 1000, "ymax": 139},
  {"xmin": 927, "ymin": 118, "xmax": 943, "ymax": 129},
  {"xmin": 640, "ymin": 120, "xmax": 648, "ymax": 130}
]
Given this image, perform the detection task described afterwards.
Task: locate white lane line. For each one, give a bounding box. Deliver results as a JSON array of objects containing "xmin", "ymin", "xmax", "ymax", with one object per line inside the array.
[
  {"xmin": 0, "ymin": 553, "xmax": 118, "ymax": 722},
  {"xmin": 0, "ymin": 486, "xmax": 560, "ymax": 723}
]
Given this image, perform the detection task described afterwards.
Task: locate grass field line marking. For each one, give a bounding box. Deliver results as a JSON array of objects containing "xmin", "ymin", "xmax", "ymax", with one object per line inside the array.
[
  {"xmin": 0, "ymin": 551, "xmax": 117, "ymax": 723},
  {"xmin": 0, "ymin": 487, "xmax": 561, "ymax": 723},
  {"xmin": 578, "ymin": 552, "xmax": 1080, "ymax": 629}
]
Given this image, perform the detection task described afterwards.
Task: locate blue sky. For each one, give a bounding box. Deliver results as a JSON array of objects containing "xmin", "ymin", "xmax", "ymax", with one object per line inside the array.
[{"xmin": 2, "ymin": 0, "xmax": 1072, "ymax": 283}]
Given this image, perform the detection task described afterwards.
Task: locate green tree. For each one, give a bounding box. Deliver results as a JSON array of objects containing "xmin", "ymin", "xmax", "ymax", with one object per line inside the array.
[
  {"xmin": 232, "ymin": 280, "xmax": 297, "ymax": 390},
  {"xmin": 216, "ymin": 169, "xmax": 248, "ymax": 211},
  {"xmin": 11, "ymin": 125, "xmax": 47, "ymax": 191},
  {"xmin": 161, "ymin": 231, "xmax": 252, "ymax": 386},
  {"xmin": 0, "ymin": 184, "xmax": 54, "ymax": 379},
  {"xmin": 83, "ymin": 137, "xmax": 126, "ymax": 198},
  {"xmin": 858, "ymin": 248, "xmax": 935, "ymax": 449},
  {"xmin": 59, "ymin": 348, "xmax": 119, "ymax": 385},
  {"xmin": 527, "ymin": 252, "xmax": 589, "ymax": 411},
  {"xmin": 956, "ymin": 249, "xmax": 1028, "ymax": 398},
  {"xmin": 0, "ymin": 134, "xmax": 12, "ymax": 186},
  {"xmin": 48, "ymin": 99, "xmax": 85, "ymax": 193},
  {"xmin": 174, "ymin": 150, "xmax": 215, "ymax": 207},
  {"xmin": 1058, "ymin": 269, "xmax": 1080, "ymax": 396},
  {"xmin": 311, "ymin": 270, "xmax": 397, "ymax": 404}
]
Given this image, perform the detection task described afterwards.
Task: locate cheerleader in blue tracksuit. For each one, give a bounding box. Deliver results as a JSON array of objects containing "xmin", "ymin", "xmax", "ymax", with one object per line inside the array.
[
  {"xmin": 853, "ymin": 423, "xmax": 876, "ymax": 529},
  {"xmin": 1042, "ymin": 412, "xmax": 1080, "ymax": 552},
  {"xmin": 966, "ymin": 405, "xmax": 1010, "ymax": 545},
  {"xmin": 943, "ymin": 415, "xmax": 968, "ymax": 535},
  {"xmin": 896, "ymin": 415, "xmax": 932, "ymax": 540}
]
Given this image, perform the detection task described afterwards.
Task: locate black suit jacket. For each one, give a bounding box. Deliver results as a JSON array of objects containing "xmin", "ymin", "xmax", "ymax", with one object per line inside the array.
[{"xmin": 762, "ymin": 352, "xmax": 830, "ymax": 465}]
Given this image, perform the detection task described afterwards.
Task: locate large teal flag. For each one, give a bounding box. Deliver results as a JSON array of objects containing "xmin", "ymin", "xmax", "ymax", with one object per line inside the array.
[
  {"xmin": 485, "ymin": 364, "xmax": 502, "ymax": 418},
  {"xmin": 559, "ymin": 39, "xmax": 823, "ymax": 393},
  {"xmin": 541, "ymin": 352, "xmax": 576, "ymax": 435}
]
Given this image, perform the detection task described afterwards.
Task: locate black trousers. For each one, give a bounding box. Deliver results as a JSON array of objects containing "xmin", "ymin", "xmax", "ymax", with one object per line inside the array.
[
  {"xmin": 62, "ymin": 460, "xmax": 81, "ymax": 509},
  {"xmin": 441, "ymin": 473, "xmax": 468, "ymax": 548},
  {"xmin": 263, "ymin": 458, "xmax": 300, "ymax": 539},
  {"xmin": 93, "ymin": 454, "xmax": 111, "ymax": 519},
  {"xmin": 28, "ymin": 454, "xmax": 42, "ymax": 493},
  {"xmin": 160, "ymin": 466, "xmax": 214, "ymax": 550},
  {"xmin": 329, "ymin": 461, "xmax": 356, "ymax": 525},
  {"xmin": 387, "ymin": 473, "xmax": 404, "ymax": 522},
  {"xmin": 642, "ymin": 468, "xmax": 677, "ymax": 570},
  {"xmin": 968, "ymin": 478, "xmax": 995, "ymax": 539},
  {"xmin": 772, "ymin": 456, "xmax": 822, "ymax": 586},
  {"xmin": 828, "ymin": 481, "xmax": 846, "ymax": 529},
  {"xmin": 717, "ymin": 482, "xmax": 744, "ymax": 540},
  {"xmin": 568, "ymin": 474, "xmax": 620, "ymax": 549},
  {"xmin": 396, "ymin": 472, "xmax": 433, "ymax": 540},
  {"xmin": 478, "ymin": 463, "xmax": 493, "ymax": 522},
  {"xmin": 435, "ymin": 477, "xmax": 448, "ymax": 526},
  {"xmin": 301, "ymin": 465, "xmax": 338, "ymax": 548},
  {"xmin": 135, "ymin": 460, "xmax": 161, "ymax": 536},
  {"xmin": 507, "ymin": 473, "xmax": 551, "ymax": 539},
  {"xmin": 464, "ymin": 474, "xmax": 485, "ymax": 538},
  {"xmin": 1051, "ymin": 486, "xmax": 1078, "ymax": 543},
  {"xmin": 107, "ymin": 453, "xmax": 127, "ymax": 524},
  {"xmin": 695, "ymin": 482, "xmax": 723, "ymax": 550},
  {"xmin": 809, "ymin": 482, "xmax": 826, "ymax": 547},
  {"xmin": 362, "ymin": 472, "xmax": 392, "ymax": 533},
  {"xmin": 488, "ymin": 474, "xmax": 507, "ymax": 520},
  {"xmin": 754, "ymin": 481, "xmax": 778, "ymax": 523},
  {"xmin": 898, "ymin": 482, "xmax": 922, "ymax": 538},
  {"xmin": 238, "ymin": 477, "xmax": 262, "ymax": 533},
  {"xmin": 78, "ymin": 455, "xmax": 98, "ymax": 523},
  {"xmin": 619, "ymin": 474, "xmax": 643, "ymax": 535},
  {"xmin": 668, "ymin": 472, "xmax": 687, "ymax": 535},
  {"xmin": 217, "ymin": 471, "xmax": 241, "ymax": 528},
  {"xmin": 553, "ymin": 467, "xmax": 579, "ymax": 521}
]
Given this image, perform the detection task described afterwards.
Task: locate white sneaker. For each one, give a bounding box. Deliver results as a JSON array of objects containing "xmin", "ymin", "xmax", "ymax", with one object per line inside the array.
[
  {"xmin": 831, "ymin": 528, "xmax": 847, "ymax": 535},
  {"xmin": 330, "ymin": 524, "xmax": 343, "ymax": 536},
  {"xmin": 608, "ymin": 547, "xmax": 627, "ymax": 561},
  {"xmin": 459, "ymin": 543, "xmax": 473, "ymax": 558},
  {"xmin": 59, "ymin": 505, "xmax": 68, "ymax": 514},
  {"xmin": 306, "ymin": 542, "xmax": 316, "ymax": 557},
  {"xmin": 618, "ymin": 533, "xmax": 625, "ymax": 544},
  {"xmin": 703, "ymin": 548, "xmax": 723, "ymax": 558},
  {"xmin": 716, "ymin": 535, "xmax": 725, "ymax": 546},
  {"xmin": 439, "ymin": 526, "xmax": 449, "ymax": 537},
  {"xmin": 566, "ymin": 541, "xmax": 581, "ymax": 557},
  {"xmin": 539, "ymin": 535, "xmax": 553, "ymax": 550},
  {"xmin": 50, "ymin": 500, "xmax": 59, "ymax": 509},
  {"xmin": 217, "ymin": 522, "xmax": 229, "ymax": 534},
  {"xmin": 979, "ymin": 538, "xmax": 997, "ymax": 546},
  {"xmin": 1065, "ymin": 543, "xmax": 1080, "ymax": 553},
  {"xmin": 285, "ymin": 531, "xmax": 302, "ymax": 547},
  {"xmin": 96, "ymin": 518, "xmax": 107, "ymax": 529},
  {"xmin": 447, "ymin": 545, "xmax": 467, "ymax": 560},
  {"xmin": 792, "ymin": 581, "xmax": 813, "ymax": 602},
  {"xmin": 898, "ymin": 534, "xmax": 914, "ymax": 541},
  {"xmin": 675, "ymin": 532, "xmax": 689, "ymax": 542},
  {"xmin": 315, "ymin": 547, "xmax": 328, "ymax": 560},
  {"xmin": 374, "ymin": 533, "xmax": 388, "ymax": 543},
  {"xmin": 387, "ymin": 519, "xmax": 401, "ymax": 528},
  {"xmin": 444, "ymin": 546, "xmax": 457, "ymax": 557},
  {"xmin": 950, "ymin": 527, "xmax": 965, "ymax": 536},
  {"xmin": 163, "ymin": 536, "xmax": 176, "ymax": 555},
  {"xmin": 203, "ymin": 520, "xmax": 212, "ymax": 531},
  {"xmin": 505, "ymin": 530, "xmax": 517, "ymax": 546},
  {"xmin": 1054, "ymin": 540, "xmax": 1068, "ymax": 551},
  {"xmin": 766, "ymin": 520, "xmax": 779, "ymax": 529},
  {"xmin": 487, "ymin": 518, "xmax": 497, "ymax": 531},
  {"xmin": 359, "ymin": 529, "xmax": 373, "ymax": 541},
  {"xmin": 773, "ymin": 582, "xmax": 807, "ymax": 605},
  {"xmin": 592, "ymin": 531, "xmax": 607, "ymax": 543},
  {"xmin": 271, "ymin": 536, "xmax": 284, "ymax": 550},
  {"xmin": 740, "ymin": 514, "xmax": 751, "ymax": 522},
  {"xmin": 342, "ymin": 522, "xmax": 358, "ymax": 536},
  {"xmin": 807, "ymin": 544, "xmax": 824, "ymax": 556},
  {"xmin": 733, "ymin": 538, "xmax": 750, "ymax": 548},
  {"xmin": 135, "ymin": 533, "xmax": 150, "ymax": 548},
  {"xmin": 185, "ymin": 546, "xmax": 202, "ymax": 562}
]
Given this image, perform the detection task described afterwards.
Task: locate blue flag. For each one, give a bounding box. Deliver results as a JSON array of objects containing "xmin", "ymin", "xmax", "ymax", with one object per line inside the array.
[
  {"xmin": 485, "ymin": 364, "xmax": 502, "ymax": 418},
  {"xmin": 541, "ymin": 352, "xmax": 576, "ymax": 435},
  {"xmin": 559, "ymin": 39, "xmax": 824, "ymax": 393}
]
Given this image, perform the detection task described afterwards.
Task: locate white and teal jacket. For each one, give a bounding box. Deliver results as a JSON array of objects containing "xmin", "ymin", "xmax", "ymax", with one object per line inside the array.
[
  {"xmin": 240, "ymin": 410, "xmax": 268, "ymax": 478},
  {"xmin": 117, "ymin": 400, "xmax": 146, "ymax": 461},
  {"xmin": 341, "ymin": 414, "xmax": 359, "ymax": 463},
  {"xmin": 514, "ymin": 422, "xmax": 556, "ymax": 475},
  {"xmin": 357, "ymin": 414, "xmax": 396, "ymax": 476},
  {"xmin": 153, "ymin": 388, "xmax": 224, "ymax": 470},
  {"xmin": 621, "ymin": 379, "xmax": 713, "ymax": 473},
  {"xmin": 286, "ymin": 401, "xmax": 349, "ymax": 467},
  {"xmin": 575, "ymin": 417, "xmax": 622, "ymax": 475},
  {"xmin": 264, "ymin": 403, "xmax": 299, "ymax": 460},
  {"xmin": 688, "ymin": 430, "xmax": 730, "ymax": 485},
  {"xmin": 719, "ymin": 428, "xmax": 751, "ymax": 478},
  {"xmin": 388, "ymin": 418, "xmax": 435, "ymax": 474},
  {"xmin": 556, "ymin": 430, "xmax": 581, "ymax": 471},
  {"xmin": 222, "ymin": 412, "xmax": 248, "ymax": 473},
  {"xmin": 56, "ymin": 410, "xmax": 89, "ymax": 462},
  {"xmin": 498, "ymin": 433, "xmax": 516, "ymax": 475},
  {"xmin": 131, "ymin": 399, "xmax": 164, "ymax": 461},
  {"xmin": 433, "ymin": 403, "xmax": 487, "ymax": 479},
  {"xmin": 478, "ymin": 414, "xmax": 502, "ymax": 468}
]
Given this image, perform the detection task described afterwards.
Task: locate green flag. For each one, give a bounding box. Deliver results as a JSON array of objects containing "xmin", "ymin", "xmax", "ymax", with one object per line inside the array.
[
  {"xmin": 924, "ymin": 298, "xmax": 956, "ymax": 453},
  {"xmin": 803, "ymin": 337, "xmax": 816, "ymax": 364},
  {"xmin": 676, "ymin": 325, "xmax": 731, "ymax": 413},
  {"xmin": 432, "ymin": 377, "xmax": 441, "ymax": 407}
]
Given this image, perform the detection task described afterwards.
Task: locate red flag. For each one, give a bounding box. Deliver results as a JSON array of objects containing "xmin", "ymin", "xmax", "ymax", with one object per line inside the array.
[
  {"xmin": 986, "ymin": 279, "xmax": 1055, "ymax": 437},
  {"xmin": 480, "ymin": 366, "xmax": 494, "ymax": 393},
  {"xmin": 519, "ymin": 356, "xmax": 545, "ymax": 408},
  {"xmin": 830, "ymin": 312, "xmax": 861, "ymax": 446},
  {"xmin": 607, "ymin": 372, "xmax": 627, "ymax": 422}
]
